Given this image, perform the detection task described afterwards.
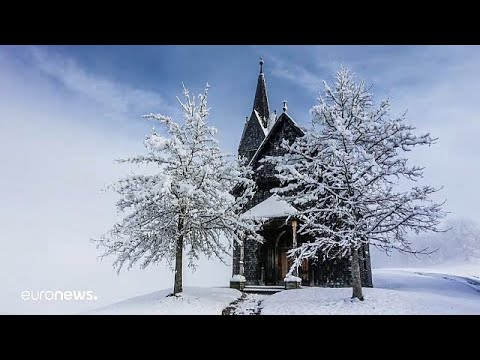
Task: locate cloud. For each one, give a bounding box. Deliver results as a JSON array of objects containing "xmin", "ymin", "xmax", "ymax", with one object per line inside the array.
[
  {"xmin": 266, "ymin": 54, "xmax": 324, "ymax": 94},
  {"xmin": 266, "ymin": 46, "xmax": 479, "ymax": 97},
  {"xmin": 28, "ymin": 46, "xmax": 176, "ymax": 118}
]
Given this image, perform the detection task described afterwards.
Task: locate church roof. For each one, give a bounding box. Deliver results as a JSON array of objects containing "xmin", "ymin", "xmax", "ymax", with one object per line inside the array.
[
  {"xmin": 240, "ymin": 194, "xmax": 298, "ymax": 220},
  {"xmin": 248, "ymin": 111, "xmax": 305, "ymax": 166}
]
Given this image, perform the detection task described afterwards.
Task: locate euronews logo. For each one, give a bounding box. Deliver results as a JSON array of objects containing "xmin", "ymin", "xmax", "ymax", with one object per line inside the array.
[{"xmin": 21, "ymin": 290, "xmax": 98, "ymax": 301}]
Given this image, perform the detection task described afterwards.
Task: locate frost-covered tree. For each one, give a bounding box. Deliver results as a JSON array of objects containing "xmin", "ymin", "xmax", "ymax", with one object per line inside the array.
[
  {"xmin": 433, "ymin": 218, "xmax": 480, "ymax": 262},
  {"xmin": 373, "ymin": 217, "xmax": 480, "ymax": 267},
  {"xmin": 96, "ymin": 84, "xmax": 260, "ymax": 295},
  {"xmin": 268, "ymin": 68, "xmax": 446, "ymax": 300}
]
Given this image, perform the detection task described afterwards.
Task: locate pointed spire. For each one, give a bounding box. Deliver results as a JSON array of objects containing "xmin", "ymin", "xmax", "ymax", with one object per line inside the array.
[{"xmin": 253, "ymin": 58, "xmax": 270, "ymax": 127}]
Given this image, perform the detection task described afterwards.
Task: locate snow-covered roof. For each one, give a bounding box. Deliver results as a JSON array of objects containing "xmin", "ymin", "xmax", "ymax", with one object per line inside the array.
[
  {"xmin": 267, "ymin": 112, "xmax": 277, "ymax": 132},
  {"xmin": 240, "ymin": 195, "xmax": 298, "ymax": 220},
  {"xmin": 248, "ymin": 111, "xmax": 304, "ymax": 167},
  {"xmin": 254, "ymin": 109, "xmax": 269, "ymax": 136}
]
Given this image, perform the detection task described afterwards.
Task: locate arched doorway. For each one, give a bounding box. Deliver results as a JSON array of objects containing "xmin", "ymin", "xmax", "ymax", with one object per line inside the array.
[{"xmin": 263, "ymin": 230, "xmax": 292, "ymax": 285}]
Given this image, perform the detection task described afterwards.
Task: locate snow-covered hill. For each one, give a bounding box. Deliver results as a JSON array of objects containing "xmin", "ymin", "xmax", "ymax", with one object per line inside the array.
[
  {"xmin": 261, "ymin": 264, "xmax": 480, "ymax": 315},
  {"xmin": 88, "ymin": 261, "xmax": 480, "ymax": 315}
]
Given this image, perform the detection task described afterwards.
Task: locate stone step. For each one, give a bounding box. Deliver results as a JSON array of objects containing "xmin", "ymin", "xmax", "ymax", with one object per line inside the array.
[{"xmin": 243, "ymin": 286, "xmax": 284, "ymax": 294}]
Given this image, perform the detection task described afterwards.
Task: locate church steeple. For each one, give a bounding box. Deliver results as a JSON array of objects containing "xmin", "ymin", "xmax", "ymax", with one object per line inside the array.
[
  {"xmin": 238, "ymin": 59, "xmax": 271, "ymax": 162},
  {"xmin": 253, "ymin": 58, "xmax": 270, "ymax": 127}
]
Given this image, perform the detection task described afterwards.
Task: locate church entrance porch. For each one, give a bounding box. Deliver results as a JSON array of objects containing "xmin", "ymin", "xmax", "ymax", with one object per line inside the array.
[
  {"xmin": 260, "ymin": 221, "xmax": 312, "ymax": 287},
  {"xmin": 263, "ymin": 229, "xmax": 291, "ymax": 285}
]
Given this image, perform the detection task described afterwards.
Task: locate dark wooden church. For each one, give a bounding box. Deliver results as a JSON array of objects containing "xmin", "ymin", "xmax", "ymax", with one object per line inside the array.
[{"xmin": 231, "ymin": 59, "xmax": 373, "ymax": 289}]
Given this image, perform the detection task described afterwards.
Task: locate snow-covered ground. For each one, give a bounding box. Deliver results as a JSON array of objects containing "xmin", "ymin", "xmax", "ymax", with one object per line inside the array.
[
  {"xmin": 260, "ymin": 264, "xmax": 480, "ymax": 315},
  {"xmin": 87, "ymin": 287, "xmax": 241, "ymax": 315},
  {"xmin": 402, "ymin": 258, "xmax": 480, "ymax": 281},
  {"xmin": 88, "ymin": 261, "xmax": 480, "ymax": 315}
]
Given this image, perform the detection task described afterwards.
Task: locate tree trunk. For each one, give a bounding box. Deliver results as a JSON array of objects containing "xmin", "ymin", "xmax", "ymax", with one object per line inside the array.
[
  {"xmin": 351, "ymin": 246, "xmax": 364, "ymax": 301},
  {"xmin": 173, "ymin": 218, "xmax": 184, "ymax": 295}
]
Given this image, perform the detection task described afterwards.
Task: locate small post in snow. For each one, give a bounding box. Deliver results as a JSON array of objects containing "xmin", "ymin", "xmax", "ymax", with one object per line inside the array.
[
  {"xmin": 284, "ymin": 218, "xmax": 301, "ymax": 290},
  {"xmin": 239, "ymin": 242, "xmax": 245, "ymax": 277},
  {"xmin": 292, "ymin": 218, "xmax": 298, "ymax": 276},
  {"xmin": 230, "ymin": 240, "xmax": 246, "ymax": 291}
]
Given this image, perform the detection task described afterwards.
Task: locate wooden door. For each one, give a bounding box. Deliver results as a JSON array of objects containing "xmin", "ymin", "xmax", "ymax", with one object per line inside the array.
[
  {"xmin": 278, "ymin": 249, "xmax": 287, "ymax": 281},
  {"xmin": 265, "ymin": 245, "xmax": 275, "ymax": 285},
  {"xmin": 277, "ymin": 248, "xmax": 293, "ymax": 283}
]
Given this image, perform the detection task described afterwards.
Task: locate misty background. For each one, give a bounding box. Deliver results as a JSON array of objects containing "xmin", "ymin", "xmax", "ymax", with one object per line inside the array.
[{"xmin": 1, "ymin": 45, "xmax": 480, "ymax": 314}]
